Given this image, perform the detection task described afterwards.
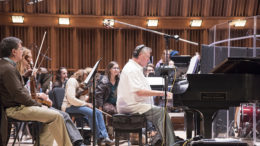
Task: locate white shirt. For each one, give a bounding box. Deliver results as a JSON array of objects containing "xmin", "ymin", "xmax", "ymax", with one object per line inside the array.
[
  {"xmin": 61, "ymin": 78, "xmax": 87, "ymax": 111},
  {"xmin": 117, "ymin": 59, "xmax": 154, "ymax": 114}
]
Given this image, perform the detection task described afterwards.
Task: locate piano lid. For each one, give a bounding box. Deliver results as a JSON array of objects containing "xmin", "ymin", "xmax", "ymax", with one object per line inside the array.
[{"xmin": 211, "ymin": 57, "xmax": 260, "ymax": 74}]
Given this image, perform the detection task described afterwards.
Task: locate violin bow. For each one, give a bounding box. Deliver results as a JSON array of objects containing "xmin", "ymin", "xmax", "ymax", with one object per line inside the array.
[
  {"xmin": 37, "ymin": 46, "xmax": 49, "ymax": 71},
  {"xmin": 32, "ymin": 31, "xmax": 47, "ymax": 76}
]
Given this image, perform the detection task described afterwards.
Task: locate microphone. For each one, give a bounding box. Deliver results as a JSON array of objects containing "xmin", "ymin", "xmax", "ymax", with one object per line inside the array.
[
  {"xmin": 27, "ymin": 0, "xmax": 44, "ymax": 5},
  {"xmin": 103, "ymin": 19, "xmax": 114, "ymax": 28}
]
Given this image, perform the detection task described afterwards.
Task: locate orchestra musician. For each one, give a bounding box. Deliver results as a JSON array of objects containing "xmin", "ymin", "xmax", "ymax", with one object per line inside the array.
[
  {"xmin": 0, "ymin": 37, "xmax": 72, "ymax": 146},
  {"xmin": 16, "ymin": 47, "xmax": 86, "ymax": 146},
  {"xmin": 95, "ymin": 61, "xmax": 120, "ymax": 115},
  {"xmin": 61, "ymin": 68, "xmax": 114, "ymax": 145},
  {"xmin": 53, "ymin": 67, "xmax": 68, "ymax": 89},
  {"xmin": 117, "ymin": 44, "xmax": 177, "ymax": 145}
]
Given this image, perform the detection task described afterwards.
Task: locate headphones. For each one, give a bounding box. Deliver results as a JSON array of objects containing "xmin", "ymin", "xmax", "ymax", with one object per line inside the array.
[{"xmin": 132, "ymin": 44, "xmax": 146, "ymax": 58}]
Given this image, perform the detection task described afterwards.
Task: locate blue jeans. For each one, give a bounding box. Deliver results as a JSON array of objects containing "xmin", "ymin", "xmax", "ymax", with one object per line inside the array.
[{"xmin": 65, "ymin": 105, "xmax": 108, "ymax": 139}]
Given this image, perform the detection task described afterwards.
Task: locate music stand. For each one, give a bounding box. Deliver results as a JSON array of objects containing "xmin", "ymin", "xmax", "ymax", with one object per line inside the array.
[{"xmin": 83, "ymin": 58, "xmax": 102, "ymax": 146}]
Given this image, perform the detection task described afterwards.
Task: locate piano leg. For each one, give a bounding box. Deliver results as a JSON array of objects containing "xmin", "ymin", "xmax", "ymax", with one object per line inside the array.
[
  {"xmin": 185, "ymin": 110, "xmax": 194, "ymax": 139},
  {"xmin": 201, "ymin": 110, "xmax": 215, "ymax": 139},
  {"xmin": 194, "ymin": 111, "xmax": 201, "ymax": 136}
]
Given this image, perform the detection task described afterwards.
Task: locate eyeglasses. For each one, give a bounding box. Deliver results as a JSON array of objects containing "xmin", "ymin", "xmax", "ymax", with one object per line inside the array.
[{"xmin": 112, "ymin": 67, "xmax": 120, "ymax": 70}]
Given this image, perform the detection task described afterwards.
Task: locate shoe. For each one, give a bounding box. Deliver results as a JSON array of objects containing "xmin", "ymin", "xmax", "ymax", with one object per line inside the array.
[
  {"xmin": 73, "ymin": 140, "xmax": 87, "ymax": 146},
  {"xmin": 101, "ymin": 137, "xmax": 115, "ymax": 145}
]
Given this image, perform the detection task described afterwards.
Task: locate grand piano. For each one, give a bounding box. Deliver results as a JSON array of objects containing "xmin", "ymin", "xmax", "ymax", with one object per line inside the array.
[{"xmin": 173, "ymin": 57, "xmax": 260, "ymax": 138}]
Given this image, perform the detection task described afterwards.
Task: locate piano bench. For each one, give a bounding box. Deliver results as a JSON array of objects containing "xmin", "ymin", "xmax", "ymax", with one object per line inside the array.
[{"xmin": 112, "ymin": 114, "xmax": 147, "ymax": 146}]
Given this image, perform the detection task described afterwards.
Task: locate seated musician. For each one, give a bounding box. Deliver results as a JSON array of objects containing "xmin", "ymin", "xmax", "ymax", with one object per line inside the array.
[
  {"xmin": 16, "ymin": 47, "xmax": 86, "ymax": 146},
  {"xmin": 117, "ymin": 44, "xmax": 177, "ymax": 145},
  {"xmin": 96, "ymin": 61, "xmax": 120, "ymax": 115},
  {"xmin": 0, "ymin": 37, "xmax": 72, "ymax": 146},
  {"xmin": 61, "ymin": 68, "xmax": 114, "ymax": 145},
  {"xmin": 144, "ymin": 63, "xmax": 155, "ymax": 77},
  {"xmin": 155, "ymin": 49, "xmax": 171, "ymax": 68},
  {"xmin": 36, "ymin": 67, "xmax": 52, "ymax": 93},
  {"xmin": 53, "ymin": 67, "xmax": 68, "ymax": 89}
]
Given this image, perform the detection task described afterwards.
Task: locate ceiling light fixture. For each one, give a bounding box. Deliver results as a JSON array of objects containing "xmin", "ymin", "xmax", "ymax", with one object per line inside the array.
[
  {"xmin": 59, "ymin": 18, "xmax": 70, "ymax": 25},
  {"xmin": 12, "ymin": 16, "xmax": 24, "ymax": 23},
  {"xmin": 147, "ymin": 19, "xmax": 158, "ymax": 27},
  {"xmin": 234, "ymin": 20, "xmax": 246, "ymax": 27},
  {"xmin": 190, "ymin": 20, "xmax": 202, "ymax": 27}
]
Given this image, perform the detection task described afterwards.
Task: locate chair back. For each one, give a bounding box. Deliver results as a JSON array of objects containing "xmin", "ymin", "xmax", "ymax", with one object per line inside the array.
[{"xmin": 48, "ymin": 87, "xmax": 65, "ymax": 110}]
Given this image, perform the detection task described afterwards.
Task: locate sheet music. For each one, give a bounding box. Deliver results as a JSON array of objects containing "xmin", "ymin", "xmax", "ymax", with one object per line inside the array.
[
  {"xmin": 84, "ymin": 58, "xmax": 102, "ymax": 84},
  {"xmin": 145, "ymin": 77, "xmax": 165, "ymax": 86}
]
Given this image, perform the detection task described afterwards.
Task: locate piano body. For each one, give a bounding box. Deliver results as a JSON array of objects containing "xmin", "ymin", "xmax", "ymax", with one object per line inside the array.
[{"xmin": 173, "ymin": 57, "xmax": 260, "ymax": 138}]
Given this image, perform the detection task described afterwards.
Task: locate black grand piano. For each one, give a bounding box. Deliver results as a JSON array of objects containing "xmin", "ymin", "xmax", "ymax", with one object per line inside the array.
[{"xmin": 173, "ymin": 57, "xmax": 260, "ymax": 138}]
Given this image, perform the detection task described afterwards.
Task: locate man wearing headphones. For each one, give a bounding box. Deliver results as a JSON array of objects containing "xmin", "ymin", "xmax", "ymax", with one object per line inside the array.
[{"xmin": 117, "ymin": 44, "xmax": 177, "ymax": 145}]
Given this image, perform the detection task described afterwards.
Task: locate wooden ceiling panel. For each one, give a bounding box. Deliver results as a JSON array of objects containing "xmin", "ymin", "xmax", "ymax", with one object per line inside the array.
[
  {"xmin": 100, "ymin": 0, "xmax": 116, "ymax": 16},
  {"xmin": 1, "ymin": 0, "xmax": 259, "ymax": 17},
  {"xmin": 9, "ymin": 0, "xmax": 26, "ymax": 13},
  {"xmin": 166, "ymin": 0, "xmax": 183, "ymax": 16},
  {"xmin": 79, "ymin": 0, "xmax": 95, "ymax": 15}
]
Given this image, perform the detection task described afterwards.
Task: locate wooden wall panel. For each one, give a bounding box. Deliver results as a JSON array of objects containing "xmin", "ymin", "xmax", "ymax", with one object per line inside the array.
[
  {"xmin": 1, "ymin": 0, "xmax": 260, "ymax": 71},
  {"xmin": 142, "ymin": 30, "xmax": 164, "ymax": 63},
  {"xmin": 0, "ymin": 2, "xmax": 5, "ymax": 12},
  {"xmin": 2, "ymin": 0, "xmax": 260, "ymax": 17},
  {"xmin": 120, "ymin": 29, "xmax": 140, "ymax": 65},
  {"xmin": 187, "ymin": 29, "xmax": 204, "ymax": 55},
  {"xmin": 145, "ymin": 0, "xmax": 160, "ymax": 16},
  {"xmin": 187, "ymin": 0, "xmax": 203, "ymax": 17},
  {"xmin": 9, "ymin": 26, "xmax": 29, "ymax": 47},
  {"xmin": 56, "ymin": 28, "xmax": 73, "ymax": 69},
  {"xmin": 0, "ymin": 26, "xmax": 5, "ymax": 41},
  {"xmin": 100, "ymin": 0, "xmax": 116, "ymax": 16},
  {"xmin": 254, "ymin": 0, "xmax": 260, "ymax": 16},
  {"xmin": 30, "ymin": 0, "xmax": 50, "ymax": 14},
  {"xmin": 9, "ymin": 0, "xmax": 26, "ymax": 13},
  {"xmin": 162, "ymin": 29, "xmax": 185, "ymax": 55},
  {"xmin": 78, "ymin": 0, "xmax": 95, "ymax": 15},
  {"xmin": 77, "ymin": 28, "xmax": 96, "ymax": 68},
  {"xmin": 166, "ymin": 0, "xmax": 183, "ymax": 16},
  {"xmin": 56, "ymin": 0, "xmax": 73, "ymax": 14},
  {"xmin": 99, "ymin": 29, "xmax": 116, "ymax": 68},
  {"xmin": 32, "ymin": 27, "xmax": 51, "ymax": 69},
  {"xmin": 230, "ymin": 29, "xmax": 252, "ymax": 47},
  {"xmin": 122, "ymin": 0, "xmax": 138, "ymax": 16}
]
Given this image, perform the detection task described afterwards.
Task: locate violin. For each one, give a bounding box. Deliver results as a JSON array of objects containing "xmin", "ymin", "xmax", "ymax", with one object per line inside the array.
[
  {"xmin": 76, "ymin": 83, "xmax": 90, "ymax": 99},
  {"xmin": 25, "ymin": 57, "xmax": 52, "ymax": 107}
]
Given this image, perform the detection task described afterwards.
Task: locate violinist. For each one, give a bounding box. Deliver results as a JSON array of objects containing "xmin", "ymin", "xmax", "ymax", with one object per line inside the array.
[
  {"xmin": 0, "ymin": 37, "xmax": 72, "ymax": 146},
  {"xmin": 16, "ymin": 47, "xmax": 86, "ymax": 146},
  {"xmin": 62, "ymin": 68, "xmax": 115, "ymax": 145}
]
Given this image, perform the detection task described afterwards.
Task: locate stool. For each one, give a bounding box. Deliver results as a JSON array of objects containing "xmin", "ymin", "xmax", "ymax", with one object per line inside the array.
[
  {"xmin": 113, "ymin": 114, "xmax": 147, "ymax": 146},
  {"xmin": 8, "ymin": 118, "xmax": 40, "ymax": 146},
  {"xmin": 68, "ymin": 113, "xmax": 86, "ymax": 136}
]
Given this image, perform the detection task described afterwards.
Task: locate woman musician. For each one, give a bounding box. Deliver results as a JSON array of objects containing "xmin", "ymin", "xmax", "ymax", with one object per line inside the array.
[
  {"xmin": 61, "ymin": 68, "xmax": 114, "ymax": 145},
  {"xmin": 16, "ymin": 47, "xmax": 86, "ymax": 146}
]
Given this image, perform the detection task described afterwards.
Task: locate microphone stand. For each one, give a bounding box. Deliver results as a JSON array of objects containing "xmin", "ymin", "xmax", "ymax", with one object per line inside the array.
[
  {"xmin": 111, "ymin": 20, "xmax": 198, "ymax": 145},
  {"xmin": 83, "ymin": 59, "xmax": 102, "ymax": 146}
]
